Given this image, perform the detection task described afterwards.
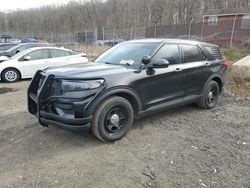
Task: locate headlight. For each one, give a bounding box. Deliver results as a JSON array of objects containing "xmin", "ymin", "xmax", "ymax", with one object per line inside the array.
[{"xmin": 61, "ymin": 79, "xmax": 104, "ymax": 92}]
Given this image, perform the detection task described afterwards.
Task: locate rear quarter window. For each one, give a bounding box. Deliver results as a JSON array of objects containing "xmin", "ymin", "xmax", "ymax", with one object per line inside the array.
[
  {"xmin": 70, "ymin": 51, "xmax": 79, "ymax": 55},
  {"xmin": 50, "ymin": 49, "xmax": 71, "ymax": 58},
  {"xmin": 204, "ymin": 46, "xmax": 223, "ymax": 60}
]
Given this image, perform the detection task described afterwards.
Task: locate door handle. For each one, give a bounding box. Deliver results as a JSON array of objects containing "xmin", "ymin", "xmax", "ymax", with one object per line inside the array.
[{"xmin": 175, "ymin": 68, "xmax": 182, "ymax": 72}]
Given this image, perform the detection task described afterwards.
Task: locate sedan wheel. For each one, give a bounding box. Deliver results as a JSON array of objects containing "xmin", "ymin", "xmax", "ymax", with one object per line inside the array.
[{"xmin": 2, "ymin": 69, "xmax": 20, "ymax": 82}]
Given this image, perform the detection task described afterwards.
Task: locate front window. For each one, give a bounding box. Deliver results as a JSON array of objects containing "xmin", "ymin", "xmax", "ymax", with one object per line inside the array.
[
  {"xmin": 95, "ymin": 42, "xmax": 160, "ymax": 69},
  {"xmin": 22, "ymin": 50, "xmax": 50, "ymax": 61},
  {"xmin": 242, "ymin": 15, "xmax": 250, "ymax": 28},
  {"xmin": 152, "ymin": 44, "xmax": 180, "ymax": 65}
]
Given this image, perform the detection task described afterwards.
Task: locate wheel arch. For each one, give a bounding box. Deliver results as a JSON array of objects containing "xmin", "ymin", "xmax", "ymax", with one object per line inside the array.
[
  {"xmin": 211, "ymin": 76, "xmax": 223, "ymax": 93},
  {"xmin": 1, "ymin": 67, "xmax": 22, "ymax": 80},
  {"xmin": 85, "ymin": 87, "xmax": 143, "ymax": 118},
  {"xmin": 203, "ymin": 74, "xmax": 224, "ymax": 94}
]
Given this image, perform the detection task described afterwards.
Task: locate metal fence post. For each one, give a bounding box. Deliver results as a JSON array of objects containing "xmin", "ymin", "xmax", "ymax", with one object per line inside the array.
[
  {"xmin": 230, "ymin": 14, "xmax": 238, "ymax": 48},
  {"xmin": 130, "ymin": 26, "xmax": 133, "ymax": 40},
  {"xmin": 154, "ymin": 26, "xmax": 157, "ymax": 38},
  {"xmin": 94, "ymin": 27, "xmax": 98, "ymax": 44},
  {"xmin": 51, "ymin": 33, "xmax": 53, "ymax": 43},
  {"xmin": 102, "ymin": 26, "xmax": 105, "ymax": 41},
  {"xmin": 85, "ymin": 28, "xmax": 88, "ymax": 45},
  {"xmin": 188, "ymin": 18, "xmax": 193, "ymax": 39}
]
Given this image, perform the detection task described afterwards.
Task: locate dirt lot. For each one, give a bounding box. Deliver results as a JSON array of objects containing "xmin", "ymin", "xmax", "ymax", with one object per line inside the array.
[{"xmin": 0, "ymin": 80, "xmax": 249, "ymax": 188}]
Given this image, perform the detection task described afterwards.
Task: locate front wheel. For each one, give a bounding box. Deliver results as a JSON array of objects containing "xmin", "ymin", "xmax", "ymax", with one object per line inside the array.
[
  {"xmin": 198, "ymin": 80, "xmax": 220, "ymax": 109},
  {"xmin": 91, "ymin": 96, "xmax": 134, "ymax": 142},
  {"xmin": 2, "ymin": 68, "xmax": 21, "ymax": 82}
]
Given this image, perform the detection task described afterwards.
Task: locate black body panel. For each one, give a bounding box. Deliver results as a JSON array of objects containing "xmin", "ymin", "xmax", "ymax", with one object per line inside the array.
[{"xmin": 28, "ymin": 39, "xmax": 226, "ymax": 130}]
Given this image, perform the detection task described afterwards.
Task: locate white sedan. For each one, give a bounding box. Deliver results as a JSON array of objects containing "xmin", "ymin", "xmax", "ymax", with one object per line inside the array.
[{"xmin": 0, "ymin": 47, "xmax": 88, "ymax": 82}]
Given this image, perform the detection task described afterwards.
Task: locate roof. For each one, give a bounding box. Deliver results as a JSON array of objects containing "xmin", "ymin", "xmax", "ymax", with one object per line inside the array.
[
  {"xmin": 204, "ymin": 7, "xmax": 250, "ymax": 16},
  {"xmin": 125, "ymin": 38, "xmax": 218, "ymax": 47},
  {"xmin": 12, "ymin": 47, "xmax": 72, "ymax": 58},
  {"xmin": 24, "ymin": 46, "xmax": 68, "ymax": 52}
]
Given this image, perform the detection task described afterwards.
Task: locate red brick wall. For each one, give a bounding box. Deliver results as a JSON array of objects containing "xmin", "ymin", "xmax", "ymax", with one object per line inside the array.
[{"xmin": 203, "ymin": 15, "xmax": 250, "ymax": 37}]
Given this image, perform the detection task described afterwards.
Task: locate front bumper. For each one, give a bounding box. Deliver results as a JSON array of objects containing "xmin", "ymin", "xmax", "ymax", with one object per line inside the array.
[{"xmin": 28, "ymin": 71, "xmax": 92, "ymax": 131}]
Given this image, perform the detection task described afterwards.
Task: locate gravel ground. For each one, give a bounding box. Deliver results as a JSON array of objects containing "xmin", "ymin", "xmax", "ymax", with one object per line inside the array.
[{"xmin": 0, "ymin": 80, "xmax": 249, "ymax": 188}]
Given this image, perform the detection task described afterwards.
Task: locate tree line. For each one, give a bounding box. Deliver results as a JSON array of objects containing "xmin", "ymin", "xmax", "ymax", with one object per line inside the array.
[{"xmin": 0, "ymin": 0, "xmax": 249, "ymax": 36}]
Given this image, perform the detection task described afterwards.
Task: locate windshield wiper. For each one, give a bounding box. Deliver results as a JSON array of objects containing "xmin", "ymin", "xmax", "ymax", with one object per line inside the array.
[{"xmin": 104, "ymin": 61, "xmax": 132, "ymax": 68}]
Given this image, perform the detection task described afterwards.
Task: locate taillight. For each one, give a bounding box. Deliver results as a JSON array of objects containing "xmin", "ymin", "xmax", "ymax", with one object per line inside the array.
[{"xmin": 223, "ymin": 59, "xmax": 229, "ymax": 69}]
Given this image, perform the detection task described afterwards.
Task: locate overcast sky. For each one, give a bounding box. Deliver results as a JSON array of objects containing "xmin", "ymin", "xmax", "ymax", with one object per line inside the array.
[{"xmin": 0, "ymin": 0, "xmax": 73, "ymax": 12}]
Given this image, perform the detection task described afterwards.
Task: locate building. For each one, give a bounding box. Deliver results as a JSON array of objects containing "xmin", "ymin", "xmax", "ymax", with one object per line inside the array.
[{"xmin": 203, "ymin": 8, "xmax": 250, "ymax": 38}]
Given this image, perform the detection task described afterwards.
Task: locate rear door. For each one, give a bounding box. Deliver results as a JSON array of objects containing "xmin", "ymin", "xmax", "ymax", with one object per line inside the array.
[{"xmin": 180, "ymin": 44, "xmax": 210, "ymax": 97}]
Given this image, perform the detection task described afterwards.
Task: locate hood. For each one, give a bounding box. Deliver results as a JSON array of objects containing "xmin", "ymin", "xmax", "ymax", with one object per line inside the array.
[{"xmin": 45, "ymin": 62, "xmax": 135, "ymax": 79}]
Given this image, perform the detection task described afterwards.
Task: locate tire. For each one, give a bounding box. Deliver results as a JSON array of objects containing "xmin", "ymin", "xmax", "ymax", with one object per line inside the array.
[
  {"xmin": 198, "ymin": 80, "xmax": 220, "ymax": 109},
  {"xmin": 91, "ymin": 96, "xmax": 134, "ymax": 142},
  {"xmin": 2, "ymin": 68, "xmax": 21, "ymax": 82}
]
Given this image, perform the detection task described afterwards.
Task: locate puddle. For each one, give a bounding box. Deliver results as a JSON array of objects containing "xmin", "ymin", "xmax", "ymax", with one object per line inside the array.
[{"xmin": 0, "ymin": 87, "xmax": 18, "ymax": 94}]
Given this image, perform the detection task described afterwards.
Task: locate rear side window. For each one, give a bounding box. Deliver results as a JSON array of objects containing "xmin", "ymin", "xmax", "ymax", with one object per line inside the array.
[
  {"xmin": 50, "ymin": 49, "xmax": 71, "ymax": 58},
  {"xmin": 204, "ymin": 46, "xmax": 223, "ymax": 60},
  {"xmin": 153, "ymin": 44, "xmax": 180, "ymax": 65},
  {"xmin": 181, "ymin": 45, "xmax": 206, "ymax": 63},
  {"xmin": 70, "ymin": 51, "xmax": 79, "ymax": 55},
  {"xmin": 24, "ymin": 50, "xmax": 50, "ymax": 61}
]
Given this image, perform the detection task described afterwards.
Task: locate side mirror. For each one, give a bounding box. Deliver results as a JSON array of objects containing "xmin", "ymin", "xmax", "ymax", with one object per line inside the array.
[
  {"xmin": 153, "ymin": 59, "xmax": 170, "ymax": 68},
  {"xmin": 23, "ymin": 56, "xmax": 31, "ymax": 61},
  {"xmin": 15, "ymin": 50, "xmax": 20, "ymax": 54},
  {"xmin": 142, "ymin": 55, "xmax": 151, "ymax": 65}
]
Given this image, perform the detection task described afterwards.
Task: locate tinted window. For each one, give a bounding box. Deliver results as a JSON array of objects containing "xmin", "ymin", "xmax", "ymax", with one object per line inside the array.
[
  {"xmin": 153, "ymin": 44, "xmax": 180, "ymax": 65},
  {"xmin": 25, "ymin": 50, "xmax": 50, "ymax": 60},
  {"xmin": 50, "ymin": 49, "xmax": 71, "ymax": 58},
  {"xmin": 181, "ymin": 45, "xmax": 206, "ymax": 63},
  {"xmin": 204, "ymin": 46, "xmax": 222, "ymax": 60}
]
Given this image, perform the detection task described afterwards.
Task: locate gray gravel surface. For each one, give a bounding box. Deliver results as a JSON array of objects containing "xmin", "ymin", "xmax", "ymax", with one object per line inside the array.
[{"xmin": 0, "ymin": 81, "xmax": 249, "ymax": 188}]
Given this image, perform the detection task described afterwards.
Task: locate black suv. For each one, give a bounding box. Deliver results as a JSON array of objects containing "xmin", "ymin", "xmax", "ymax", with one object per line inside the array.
[{"xmin": 28, "ymin": 39, "xmax": 228, "ymax": 142}]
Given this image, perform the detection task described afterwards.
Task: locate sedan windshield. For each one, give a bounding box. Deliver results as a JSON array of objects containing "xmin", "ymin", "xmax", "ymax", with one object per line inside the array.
[{"xmin": 95, "ymin": 42, "xmax": 159, "ymax": 69}]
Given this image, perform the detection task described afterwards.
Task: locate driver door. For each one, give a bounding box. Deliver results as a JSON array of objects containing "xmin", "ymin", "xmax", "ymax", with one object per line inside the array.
[{"xmin": 142, "ymin": 44, "xmax": 185, "ymax": 109}]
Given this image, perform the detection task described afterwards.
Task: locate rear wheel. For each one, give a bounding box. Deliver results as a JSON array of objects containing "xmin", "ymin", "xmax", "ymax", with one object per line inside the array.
[
  {"xmin": 91, "ymin": 96, "xmax": 134, "ymax": 142},
  {"xmin": 198, "ymin": 81, "xmax": 220, "ymax": 109},
  {"xmin": 2, "ymin": 68, "xmax": 21, "ymax": 82}
]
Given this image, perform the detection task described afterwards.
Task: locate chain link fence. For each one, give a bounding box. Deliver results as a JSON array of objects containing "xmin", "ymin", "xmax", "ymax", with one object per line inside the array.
[
  {"xmin": 146, "ymin": 18, "xmax": 250, "ymax": 48},
  {"xmin": 1, "ymin": 18, "xmax": 250, "ymax": 49}
]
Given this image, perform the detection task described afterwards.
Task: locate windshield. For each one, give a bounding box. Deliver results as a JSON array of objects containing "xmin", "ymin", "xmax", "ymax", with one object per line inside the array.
[
  {"xmin": 6, "ymin": 44, "xmax": 22, "ymax": 52},
  {"xmin": 95, "ymin": 42, "xmax": 159, "ymax": 69}
]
